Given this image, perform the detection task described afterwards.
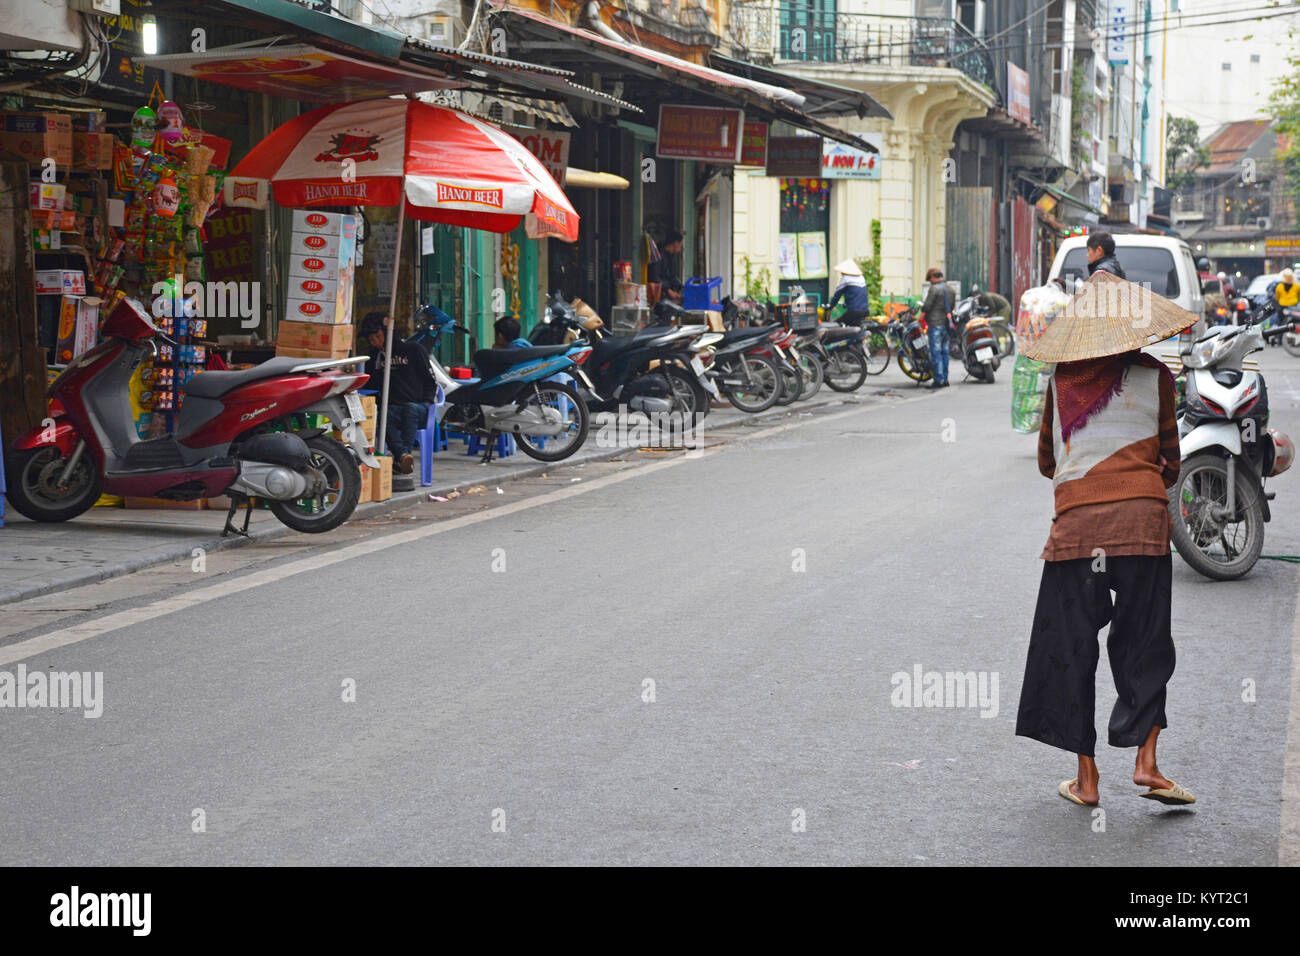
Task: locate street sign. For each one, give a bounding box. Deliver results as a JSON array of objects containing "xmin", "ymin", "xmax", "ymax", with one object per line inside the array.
[
  {"xmin": 656, "ymin": 105, "xmax": 744, "ymax": 162},
  {"xmin": 740, "ymin": 122, "xmax": 768, "ymax": 167},
  {"xmin": 766, "ymin": 136, "xmax": 822, "ymax": 177}
]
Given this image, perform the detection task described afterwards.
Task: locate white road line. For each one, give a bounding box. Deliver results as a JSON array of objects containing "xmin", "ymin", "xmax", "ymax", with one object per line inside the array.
[{"xmin": 0, "ymin": 399, "xmax": 915, "ymax": 666}]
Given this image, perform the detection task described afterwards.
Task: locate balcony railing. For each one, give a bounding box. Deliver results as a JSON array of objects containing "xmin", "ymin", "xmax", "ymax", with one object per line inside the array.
[{"xmin": 729, "ymin": 3, "xmax": 995, "ymax": 91}]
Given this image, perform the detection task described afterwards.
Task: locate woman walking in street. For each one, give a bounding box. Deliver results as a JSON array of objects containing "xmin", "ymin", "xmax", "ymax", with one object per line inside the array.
[{"xmin": 1015, "ymin": 271, "xmax": 1198, "ymax": 808}]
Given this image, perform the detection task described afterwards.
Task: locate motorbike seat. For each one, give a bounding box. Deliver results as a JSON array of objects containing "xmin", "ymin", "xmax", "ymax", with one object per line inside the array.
[
  {"xmin": 820, "ymin": 326, "xmax": 862, "ymax": 343},
  {"xmin": 591, "ymin": 335, "xmax": 643, "ymax": 364},
  {"xmin": 474, "ymin": 345, "xmax": 570, "ymax": 379},
  {"xmin": 718, "ymin": 325, "xmax": 776, "ymax": 345},
  {"xmin": 183, "ymin": 357, "xmax": 317, "ymax": 399}
]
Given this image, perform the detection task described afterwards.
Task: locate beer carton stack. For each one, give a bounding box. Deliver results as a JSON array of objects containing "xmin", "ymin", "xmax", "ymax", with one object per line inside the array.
[{"xmin": 277, "ymin": 210, "xmax": 357, "ymax": 360}]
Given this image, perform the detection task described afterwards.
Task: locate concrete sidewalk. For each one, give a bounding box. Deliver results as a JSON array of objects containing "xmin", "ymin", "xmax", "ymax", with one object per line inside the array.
[{"xmin": 0, "ymin": 390, "xmax": 904, "ymax": 604}]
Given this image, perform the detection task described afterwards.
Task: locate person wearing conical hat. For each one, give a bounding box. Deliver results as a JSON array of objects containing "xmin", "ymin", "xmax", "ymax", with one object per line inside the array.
[
  {"xmin": 827, "ymin": 258, "xmax": 872, "ymax": 325},
  {"xmin": 1015, "ymin": 271, "xmax": 1196, "ymax": 808}
]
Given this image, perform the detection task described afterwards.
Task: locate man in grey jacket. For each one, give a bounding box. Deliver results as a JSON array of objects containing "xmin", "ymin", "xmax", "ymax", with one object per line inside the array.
[{"xmin": 921, "ymin": 267, "xmax": 953, "ymax": 388}]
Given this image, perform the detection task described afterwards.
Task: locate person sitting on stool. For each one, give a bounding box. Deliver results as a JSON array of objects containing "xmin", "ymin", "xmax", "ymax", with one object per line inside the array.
[
  {"xmin": 361, "ymin": 311, "xmax": 436, "ymax": 475},
  {"xmin": 494, "ymin": 315, "xmax": 532, "ymax": 349}
]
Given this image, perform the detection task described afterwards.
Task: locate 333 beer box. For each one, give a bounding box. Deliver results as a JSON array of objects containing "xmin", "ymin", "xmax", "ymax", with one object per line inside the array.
[
  {"xmin": 288, "ymin": 254, "xmax": 341, "ymax": 282},
  {"xmin": 291, "ymin": 210, "xmax": 352, "ymax": 235},
  {"xmin": 284, "ymin": 297, "xmax": 348, "ymax": 324},
  {"xmin": 285, "ymin": 274, "xmax": 338, "ymax": 302}
]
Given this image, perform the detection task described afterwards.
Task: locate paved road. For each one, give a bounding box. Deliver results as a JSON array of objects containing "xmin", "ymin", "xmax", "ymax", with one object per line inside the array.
[{"xmin": 2, "ymin": 352, "xmax": 1298, "ymax": 865}]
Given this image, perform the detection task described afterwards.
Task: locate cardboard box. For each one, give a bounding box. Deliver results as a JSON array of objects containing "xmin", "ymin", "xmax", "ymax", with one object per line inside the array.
[
  {"xmin": 53, "ymin": 295, "xmax": 100, "ymax": 364},
  {"xmin": 277, "ymin": 320, "xmax": 353, "ymax": 353},
  {"xmin": 274, "ymin": 344, "xmax": 351, "ymax": 360},
  {"xmin": 1, "ymin": 112, "xmax": 73, "ymax": 167},
  {"xmin": 29, "ymin": 182, "xmax": 66, "ymax": 210},
  {"xmin": 357, "ymin": 472, "xmax": 373, "ymax": 504},
  {"xmin": 285, "ymin": 274, "xmax": 338, "ymax": 302},
  {"xmin": 284, "ymin": 297, "xmax": 350, "ymax": 324},
  {"xmin": 366, "ymin": 455, "xmax": 392, "ymax": 502},
  {"xmin": 359, "ymin": 395, "xmax": 376, "ymax": 442},
  {"xmin": 72, "ymin": 131, "xmax": 115, "ymax": 170},
  {"xmin": 4, "ymin": 112, "xmax": 72, "ymax": 134},
  {"xmin": 291, "ymin": 210, "xmax": 352, "ymax": 235},
  {"xmin": 35, "ymin": 270, "xmax": 86, "ymax": 296},
  {"xmin": 290, "ymin": 230, "xmax": 345, "ymax": 258},
  {"xmin": 288, "ymin": 254, "xmax": 341, "ymax": 282}
]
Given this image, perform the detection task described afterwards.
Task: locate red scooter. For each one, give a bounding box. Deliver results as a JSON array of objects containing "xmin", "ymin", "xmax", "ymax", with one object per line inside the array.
[{"xmin": 5, "ymin": 296, "xmax": 377, "ymax": 535}]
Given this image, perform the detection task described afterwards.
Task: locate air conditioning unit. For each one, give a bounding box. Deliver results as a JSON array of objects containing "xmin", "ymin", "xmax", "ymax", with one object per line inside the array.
[{"xmin": 425, "ymin": 16, "xmax": 460, "ymax": 46}]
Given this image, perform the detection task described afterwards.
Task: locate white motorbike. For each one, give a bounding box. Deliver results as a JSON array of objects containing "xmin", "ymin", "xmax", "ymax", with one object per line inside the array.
[{"xmin": 1172, "ymin": 323, "xmax": 1294, "ymax": 579}]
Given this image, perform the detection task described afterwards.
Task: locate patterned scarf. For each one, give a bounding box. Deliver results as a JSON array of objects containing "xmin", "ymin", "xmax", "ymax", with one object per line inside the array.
[{"xmin": 1055, "ymin": 351, "xmax": 1167, "ymax": 445}]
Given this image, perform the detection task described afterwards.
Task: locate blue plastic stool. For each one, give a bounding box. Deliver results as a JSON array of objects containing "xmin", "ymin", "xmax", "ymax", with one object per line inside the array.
[{"xmin": 466, "ymin": 432, "xmax": 515, "ymax": 458}]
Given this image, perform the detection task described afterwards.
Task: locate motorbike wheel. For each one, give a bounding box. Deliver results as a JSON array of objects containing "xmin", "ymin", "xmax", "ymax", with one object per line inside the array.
[
  {"xmin": 862, "ymin": 325, "xmax": 891, "ymax": 375},
  {"xmin": 1283, "ymin": 331, "xmax": 1300, "ymax": 358},
  {"xmin": 896, "ymin": 350, "xmax": 932, "ymax": 383},
  {"xmin": 725, "ymin": 354, "xmax": 781, "ymax": 413},
  {"xmin": 1168, "ymin": 452, "xmax": 1265, "ymax": 580},
  {"xmin": 825, "ymin": 347, "xmax": 869, "ymax": 392},
  {"xmin": 513, "ymin": 380, "xmax": 589, "ymax": 462},
  {"xmin": 3, "ymin": 444, "xmax": 101, "ymax": 523},
  {"xmin": 268, "ymin": 435, "xmax": 361, "ymax": 534},
  {"xmin": 794, "ymin": 348, "xmax": 823, "ymax": 400},
  {"xmin": 774, "ymin": 359, "xmax": 802, "ymax": 406},
  {"xmin": 661, "ymin": 364, "xmax": 707, "ymax": 419}
]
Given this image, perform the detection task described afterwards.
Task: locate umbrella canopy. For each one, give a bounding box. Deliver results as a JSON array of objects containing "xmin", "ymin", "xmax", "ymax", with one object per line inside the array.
[
  {"xmin": 1023, "ymin": 271, "xmax": 1198, "ymax": 363},
  {"xmin": 230, "ymin": 97, "xmax": 578, "ymax": 241}
]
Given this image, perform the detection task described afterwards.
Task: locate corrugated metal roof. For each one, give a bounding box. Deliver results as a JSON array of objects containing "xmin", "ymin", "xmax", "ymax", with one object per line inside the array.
[{"xmin": 1203, "ymin": 119, "xmax": 1271, "ymax": 173}]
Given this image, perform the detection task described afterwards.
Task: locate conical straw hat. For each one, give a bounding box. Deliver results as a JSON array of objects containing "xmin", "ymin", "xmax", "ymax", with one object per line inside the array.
[
  {"xmin": 834, "ymin": 259, "xmax": 863, "ymax": 276},
  {"xmin": 1023, "ymin": 271, "xmax": 1198, "ymax": 362}
]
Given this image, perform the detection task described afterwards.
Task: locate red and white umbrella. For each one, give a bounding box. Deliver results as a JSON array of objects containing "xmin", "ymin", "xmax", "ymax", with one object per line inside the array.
[
  {"xmin": 231, "ymin": 97, "xmax": 578, "ymax": 240},
  {"xmin": 231, "ymin": 98, "xmax": 580, "ymax": 457}
]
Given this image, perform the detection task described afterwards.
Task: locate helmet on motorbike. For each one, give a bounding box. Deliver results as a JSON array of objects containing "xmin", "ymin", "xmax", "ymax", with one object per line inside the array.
[
  {"xmin": 652, "ymin": 299, "xmax": 689, "ymax": 325},
  {"xmin": 1267, "ymin": 427, "xmax": 1294, "ymax": 477},
  {"xmin": 1196, "ymin": 257, "xmax": 1212, "ymax": 272}
]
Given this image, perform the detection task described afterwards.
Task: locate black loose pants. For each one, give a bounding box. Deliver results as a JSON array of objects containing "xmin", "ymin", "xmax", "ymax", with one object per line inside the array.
[{"xmin": 1015, "ymin": 554, "xmax": 1176, "ymax": 757}]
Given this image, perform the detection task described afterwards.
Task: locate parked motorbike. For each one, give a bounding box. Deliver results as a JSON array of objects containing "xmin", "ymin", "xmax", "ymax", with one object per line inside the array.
[
  {"xmin": 825, "ymin": 307, "xmax": 891, "ymax": 376},
  {"xmin": 1171, "ymin": 321, "xmax": 1294, "ymax": 579},
  {"xmin": 409, "ymin": 305, "xmax": 594, "ymax": 463},
  {"xmin": 955, "ymin": 287, "xmax": 1015, "ymax": 357},
  {"xmin": 885, "ymin": 309, "xmax": 933, "ymax": 384},
  {"xmin": 796, "ymin": 323, "xmax": 870, "ymax": 392},
  {"xmin": 692, "ymin": 325, "xmax": 783, "ymax": 413},
  {"xmin": 948, "ymin": 307, "xmax": 1001, "ymax": 383},
  {"xmin": 5, "ymin": 296, "xmax": 376, "ymax": 535}
]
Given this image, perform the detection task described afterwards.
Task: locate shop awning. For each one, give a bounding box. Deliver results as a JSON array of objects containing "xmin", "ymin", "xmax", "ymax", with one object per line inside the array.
[
  {"xmin": 1018, "ymin": 173, "xmax": 1103, "ymax": 217},
  {"xmin": 146, "ymin": 1, "xmax": 639, "ymax": 112},
  {"xmin": 138, "ymin": 42, "xmax": 465, "ymax": 102},
  {"xmin": 707, "ymin": 55, "xmax": 891, "ymax": 121},
  {"xmin": 489, "ymin": 4, "xmax": 880, "ymax": 151}
]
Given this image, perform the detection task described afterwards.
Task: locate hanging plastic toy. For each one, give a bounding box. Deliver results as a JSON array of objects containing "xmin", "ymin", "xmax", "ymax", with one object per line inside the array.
[
  {"xmin": 159, "ymin": 101, "xmax": 185, "ymax": 143},
  {"xmin": 131, "ymin": 105, "xmax": 157, "ymax": 149},
  {"xmin": 153, "ymin": 173, "xmax": 180, "ymax": 218}
]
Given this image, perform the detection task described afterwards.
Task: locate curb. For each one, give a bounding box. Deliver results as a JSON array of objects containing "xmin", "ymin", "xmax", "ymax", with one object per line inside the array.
[{"xmin": 0, "ymin": 396, "xmax": 852, "ymax": 606}]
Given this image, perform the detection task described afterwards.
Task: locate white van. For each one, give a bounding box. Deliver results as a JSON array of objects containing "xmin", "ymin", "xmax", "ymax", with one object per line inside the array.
[{"xmin": 1047, "ymin": 234, "xmax": 1207, "ymax": 347}]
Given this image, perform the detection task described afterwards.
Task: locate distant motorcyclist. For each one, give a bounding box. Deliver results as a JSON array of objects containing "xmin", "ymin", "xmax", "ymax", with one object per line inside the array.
[
  {"xmin": 1274, "ymin": 268, "xmax": 1299, "ymax": 308},
  {"xmin": 1086, "ymin": 231, "xmax": 1126, "ymax": 279}
]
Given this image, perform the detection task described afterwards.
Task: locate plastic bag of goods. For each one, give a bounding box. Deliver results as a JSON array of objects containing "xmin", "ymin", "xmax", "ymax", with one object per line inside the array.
[{"xmin": 1011, "ymin": 283, "xmax": 1069, "ymax": 434}]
